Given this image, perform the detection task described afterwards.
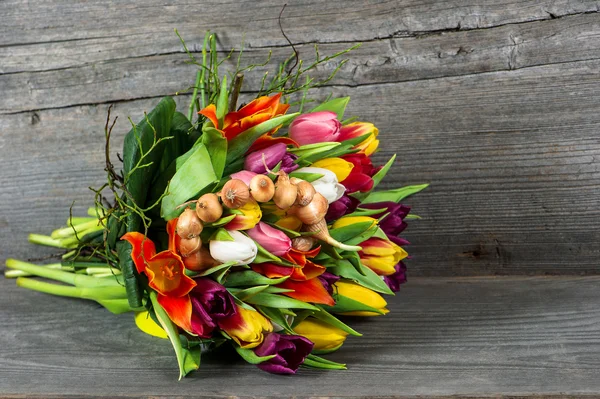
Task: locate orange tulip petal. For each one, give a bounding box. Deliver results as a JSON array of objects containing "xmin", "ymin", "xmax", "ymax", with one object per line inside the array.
[
  {"xmin": 157, "ymin": 293, "xmax": 193, "ymax": 332},
  {"xmin": 278, "ymin": 278, "xmax": 335, "ymax": 306},
  {"xmin": 199, "ymin": 104, "xmax": 219, "ymax": 129},
  {"xmin": 167, "ymin": 219, "xmax": 178, "ymax": 253},
  {"xmin": 146, "ymin": 251, "xmax": 196, "ymax": 297},
  {"xmin": 121, "ymin": 232, "xmax": 157, "ymax": 274},
  {"xmin": 291, "ymin": 260, "xmax": 326, "ymax": 281},
  {"xmin": 252, "ymin": 263, "xmax": 294, "ymax": 278}
]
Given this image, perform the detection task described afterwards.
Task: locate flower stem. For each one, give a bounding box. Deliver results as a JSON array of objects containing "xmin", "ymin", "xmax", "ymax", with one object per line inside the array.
[
  {"xmin": 28, "ymin": 234, "xmax": 72, "ymax": 248},
  {"xmin": 229, "ymin": 72, "xmax": 244, "ymax": 112},
  {"xmin": 16, "ymin": 277, "xmax": 127, "ymax": 300},
  {"xmin": 4, "ymin": 263, "xmax": 63, "ymax": 278},
  {"xmin": 51, "ymin": 219, "xmax": 100, "ymax": 239}
]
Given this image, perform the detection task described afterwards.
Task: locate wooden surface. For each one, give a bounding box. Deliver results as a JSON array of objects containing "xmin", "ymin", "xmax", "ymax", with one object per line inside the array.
[
  {"xmin": 1, "ymin": 276, "xmax": 599, "ymax": 398},
  {"xmin": 2, "ymin": 1, "xmax": 600, "ymax": 275}
]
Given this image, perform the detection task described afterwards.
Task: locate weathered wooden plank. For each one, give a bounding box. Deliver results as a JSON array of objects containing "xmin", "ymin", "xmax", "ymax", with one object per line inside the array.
[
  {"xmin": 1, "ymin": 276, "xmax": 599, "ymax": 397},
  {"xmin": 2, "ymin": 59, "xmax": 599, "ymax": 275},
  {"xmin": 3, "ymin": 12, "xmax": 600, "ymax": 113}
]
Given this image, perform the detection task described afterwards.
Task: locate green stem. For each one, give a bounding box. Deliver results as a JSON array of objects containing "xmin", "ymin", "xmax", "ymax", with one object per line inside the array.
[
  {"xmin": 86, "ymin": 267, "xmax": 121, "ymax": 275},
  {"xmin": 6, "ymin": 259, "xmax": 121, "ymax": 288},
  {"xmin": 188, "ymin": 69, "xmax": 203, "ymax": 121},
  {"xmin": 16, "ymin": 277, "xmax": 127, "ymax": 300},
  {"xmin": 51, "ymin": 219, "xmax": 100, "ymax": 239},
  {"xmin": 28, "ymin": 234, "xmax": 73, "ymax": 248},
  {"xmin": 58, "ymin": 226, "xmax": 103, "ymax": 247},
  {"xmin": 4, "ymin": 263, "xmax": 63, "ymax": 278},
  {"xmin": 200, "ymin": 32, "xmax": 210, "ymax": 110}
]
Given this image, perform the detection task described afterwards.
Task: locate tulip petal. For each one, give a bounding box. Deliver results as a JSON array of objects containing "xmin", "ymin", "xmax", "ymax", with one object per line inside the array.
[
  {"xmin": 134, "ymin": 310, "xmax": 168, "ymax": 339},
  {"xmin": 121, "ymin": 232, "xmax": 157, "ymax": 274},
  {"xmin": 341, "ymin": 172, "xmax": 373, "ymax": 193},
  {"xmin": 146, "ymin": 251, "xmax": 196, "ymax": 297},
  {"xmin": 248, "ymin": 135, "xmax": 298, "ymax": 153},
  {"xmin": 199, "ymin": 104, "xmax": 219, "ymax": 129},
  {"xmin": 278, "ymin": 278, "xmax": 335, "ymax": 306},
  {"xmin": 157, "ymin": 293, "xmax": 193, "ymax": 333},
  {"xmin": 311, "ymin": 158, "xmax": 354, "ymax": 182},
  {"xmin": 291, "ymin": 260, "xmax": 326, "ymax": 281},
  {"xmin": 252, "ymin": 263, "xmax": 294, "ymax": 278}
]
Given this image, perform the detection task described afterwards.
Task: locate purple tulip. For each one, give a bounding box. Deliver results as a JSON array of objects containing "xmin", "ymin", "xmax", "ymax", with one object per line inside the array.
[
  {"xmin": 244, "ymin": 143, "xmax": 288, "ymax": 174},
  {"xmin": 360, "ymin": 202, "xmax": 410, "ymax": 236},
  {"xmin": 246, "ymin": 222, "xmax": 292, "ymax": 256},
  {"xmin": 254, "ymin": 333, "xmax": 314, "ymax": 374},
  {"xmin": 383, "ymin": 262, "xmax": 407, "ymax": 293},
  {"xmin": 325, "ymin": 194, "xmax": 359, "ymax": 222},
  {"xmin": 289, "ymin": 111, "xmax": 341, "ymax": 145},
  {"xmin": 280, "ymin": 152, "xmax": 299, "ymax": 173},
  {"xmin": 317, "ymin": 271, "xmax": 340, "ymax": 295},
  {"xmin": 189, "ymin": 278, "xmax": 237, "ymax": 338}
]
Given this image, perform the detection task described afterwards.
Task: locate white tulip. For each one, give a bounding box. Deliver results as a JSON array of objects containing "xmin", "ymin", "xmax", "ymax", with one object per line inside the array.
[
  {"xmin": 209, "ymin": 230, "xmax": 257, "ymax": 265},
  {"xmin": 295, "ymin": 167, "xmax": 345, "ymax": 203}
]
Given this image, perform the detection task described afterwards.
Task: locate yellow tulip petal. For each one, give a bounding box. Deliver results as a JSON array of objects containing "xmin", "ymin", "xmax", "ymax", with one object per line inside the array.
[
  {"xmin": 332, "ymin": 216, "xmax": 377, "ymax": 229},
  {"xmin": 294, "ymin": 318, "xmax": 348, "ymax": 351},
  {"xmin": 311, "ymin": 157, "xmax": 354, "ymax": 182},
  {"xmin": 134, "ymin": 311, "xmax": 168, "ymax": 339},
  {"xmin": 335, "ymin": 281, "xmax": 388, "ymax": 310},
  {"xmin": 276, "ymin": 215, "xmax": 303, "ymax": 231}
]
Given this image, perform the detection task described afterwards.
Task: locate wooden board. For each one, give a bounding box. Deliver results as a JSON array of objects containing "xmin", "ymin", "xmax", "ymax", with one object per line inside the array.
[
  {"xmin": 1, "ymin": 276, "xmax": 599, "ymax": 397},
  {"xmin": 1, "ymin": 1, "xmax": 600, "ymax": 277}
]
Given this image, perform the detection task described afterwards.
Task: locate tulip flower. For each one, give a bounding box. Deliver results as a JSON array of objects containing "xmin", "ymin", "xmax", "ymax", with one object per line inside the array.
[
  {"xmin": 246, "ymin": 222, "xmax": 291, "ymax": 256},
  {"xmin": 338, "ymin": 122, "xmax": 379, "ymax": 156},
  {"xmin": 200, "ymin": 93, "xmax": 289, "ymax": 140},
  {"xmin": 209, "ymin": 230, "xmax": 258, "ymax": 265},
  {"xmin": 311, "ymin": 157, "xmax": 354, "ymax": 182},
  {"xmin": 289, "ymin": 111, "xmax": 341, "ymax": 145},
  {"xmin": 317, "ymin": 271, "xmax": 340, "ymax": 295},
  {"xmin": 360, "ymin": 202, "xmax": 410, "ymax": 239},
  {"xmin": 334, "ymin": 280, "xmax": 389, "ymax": 316},
  {"xmin": 332, "ymin": 215, "xmax": 378, "ymax": 230},
  {"xmin": 230, "ymin": 170, "xmax": 257, "ymax": 185},
  {"xmin": 383, "ymin": 261, "xmax": 407, "ymax": 292},
  {"xmin": 253, "ymin": 332, "xmax": 313, "ymax": 374},
  {"xmin": 121, "ymin": 220, "xmax": 195, "ymax": 298},
  {"xmin": 358, "ymin": 237, "xmax": 408, "ymax": 276},
  {"xmin": 293, "ymin": 318, "xmax": 348, "ymax": 353},
  {"xmin": 224, "ymin": 199, "xmax": 262, "ymax": 231},
  {"xmin": 340, "ymin": 153, "xmax": 376, "ymax": 193},
  {"xmin": 294, "ymin": 166, "xmax": 345, "ymax": 203},
  {"xmin": 244, "ymin": 143, "xmax": 286, "ymax": 174},
  {"xmin": 158, "ymin": 278, "xmax": 237, "ymax": 338},
  {"xmin": 325, "ymin": 194, "xmax": 359, "ymax": 222},
  {"xmin": 218, "ymin": 305, "xmax": 273, "ymax": 348}
]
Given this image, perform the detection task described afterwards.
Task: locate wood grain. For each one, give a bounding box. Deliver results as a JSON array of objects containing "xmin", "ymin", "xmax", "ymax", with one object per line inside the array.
[
  {"xmin": 1, "ymin": 1, "xmax": 600, "ymax": 276},
  {"xmin": 1, "ymin": 276, "xmax": 599, "ymax": 397}
]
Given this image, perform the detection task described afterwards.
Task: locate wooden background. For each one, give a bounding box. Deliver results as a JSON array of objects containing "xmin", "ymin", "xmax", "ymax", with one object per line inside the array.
[{"xmin": 1, "ymin": 0, "xmax": 600, "ymax": 397}]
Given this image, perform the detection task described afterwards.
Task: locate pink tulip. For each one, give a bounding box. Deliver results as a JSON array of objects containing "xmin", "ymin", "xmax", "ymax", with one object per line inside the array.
[
  {"xmin": 244, "ymin": 143, "xmax": 287, "ymax": 174},
  {"xmin": 246, "ymin": 222, "xmax": 292, "ymax": 256},
  {"xmin": 289, "ymin": 111, "xmax": 341, "ymax": 145},
  {"xmin": 230, "ymin": 170, "xmax": 257, "ymax": 185}
]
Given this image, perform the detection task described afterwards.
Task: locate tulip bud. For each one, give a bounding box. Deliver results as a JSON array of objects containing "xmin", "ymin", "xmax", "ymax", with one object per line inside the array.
[
  {"xmin": 294, "ymin": 167, "xmax": 345, "ymax": 204},
  {"xmin": 209, "ymin": 230, "xmax": 258, "ymax": 265},
  {"xmin": 289, "ymin": 111, "xmax": 341, "ymax": 145},
  {"xmin": 358, "ymin": 237, "xmax": 408, "ymax": 276},
  {"xmin": 230, "ymin": 170, "xmax": 257, "ymax": 186},
  {"xmin": 334, "ymin": 280, "xmax": 389, "ymax": 316},
  {"xmin": 338, "ymin": 122, "xmax": 379, "ymax": 156},
  {"xmin": 253, "ymin": 332, "xmax": 313, "ymax": 374},
  {"xmin": 224, "ymin": 199, "xmax": 262, "ymax": 231},
  {"xmin": 244, "ymin": 143, "xmax": 287, "ymax": 174},
  {"xmin": 246, "ymin": 222, "xmax": 292, "ymax": 256},
  {"xmin": 218, "ymin": 305, "xmax": 273, "ymax": 348},
  {"xmin": 293, "ymin": 318, "xmax": 348, "ymax": 353}
]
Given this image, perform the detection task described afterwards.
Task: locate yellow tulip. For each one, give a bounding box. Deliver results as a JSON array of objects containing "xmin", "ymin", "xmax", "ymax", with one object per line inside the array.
[
  {"xmin": 359, "ymin": 237, "xmax": 408, "ymax": 276},
  {"xmin": 311, "ymin": 157, "xmax": 354, "ymax": 182},
  {"xmin": 334, "ymin": 280, "xmax": 389, "ymax": 316},
  {"xmin": 275, "ymin": 215, "xmax": 303, "ymax": 231},
  {"xmin": 339, "ymin": 122, "xmax": 379, "ymax": 156},
  {"xmin": 332, "ymin": 216, "xmax": 377, "ymax": 230},
  {"xmin": 224, "ymin": 199, "xmax": 262, "ymax": 230},
  {"xmin": 219, "ymin": 306, "xmax": 273, "ymax": 348},
  {"xmin": 294, "ymin": 318, "xmax": 348, "ymax": 353}
]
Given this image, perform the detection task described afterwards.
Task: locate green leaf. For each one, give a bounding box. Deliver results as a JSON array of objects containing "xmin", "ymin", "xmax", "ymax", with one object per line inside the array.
[
  {"xmin": 343, "ymin": 225, "xmax": 379, "ymax": 246},
  {"xmin": 160, "ymin": 144, "xmax": 218, "ymax": 220},
  {"xmin": 116, "ymin": 240, "xmax": 144, "ymax": 309},
  {"xmin": 323, "ymin": 293, "xmax": 385, "ymax": 315},
  {"xmin": 361, "ymin": 183, "xmax": 429, "ymax": 204},
  {"xmin": 122, "ymin": 96, "xmax": 176, "ymax": 232},
  {"xmin": 225, "ymin": 270, "xmax": 290, "ymax": 287},
  {"xmin": 158, "ymin": 111, "xmax": 195, "ymax": 174},
  {"xmin": 216, "ymin": 75, "xmax": 228, "ymax": 126},
  {"xmin": 313, "ymin": 306, "xmax": 362, "ymax": 336},
  {"xmin": 228, "ymin": 285, "xmax": 270, "ymax": 301},
  {"xmin": 344, "ymin": 207, "xmax": 387, "ymax": 218},
  {"xmin": 303, "ymin": 354, "xmax": 346, "ymax": 370},
  {"xmin": 257, "ymin": 306, "xmax": 295, "ymax": 334},
  {"xmin": 264, "ymin": 222, "xmax": 301, "ymax": 238},
  {"xmin": 201, "ymin": 126, "xmax": 227, "ymax": 179},
  {"xmin": 244, "ymin": 293, "xmax": 320, "ymax": 310},
  {"xmin": 352, "ymin": 154, "xmax": 397, "ymax": 202},
  {"xmin": 226, "ymin": 113, "xmax": 299, "ymax": 163},
  {"xmin": 149, "ymin": 292, "xmax": 200, "ymax": 379},
  {"xmin": 204, "ymin": 214, "xmax": 236, "ymax": 227},
  {"xmin": 405, "ymin": 213, "xmax": 421, "ymax": 220},
  {"xmin": 234, "ymin": 346, "xmax": 276, "ymax": 365},
  {"xmin": 210, "ymin": 228, "xmax": 235, "ymax": 242},
  {"xmin": 329, "ymin": 259, "xmax": 393, "ymax": 295},
  {"xmin": 194, "ymin": 261, "xmax": 237, "ymax": 277},
  {"xmin": 96, "ymin": 299, "xmax": 132, "ymax": 314},
  {"xmin": 309, "ymin": 97, "xmax": 350, "ymax": 120},
  {"xmin": 287, "ymin": 172, "xmax": 324, "ymax": 183},
  {"xmin": 288, "ymin": 142, "xmax": 340, "ymax": 159},
  {"xmin": 328, "ymin": 221, "xmax": 374, "ymax": 243}
]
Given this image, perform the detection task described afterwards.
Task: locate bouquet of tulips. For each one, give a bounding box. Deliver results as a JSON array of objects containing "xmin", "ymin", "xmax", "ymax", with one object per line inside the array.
[{"xmin": 4, "ymin": 33, "xmax": 427, "ymax": 378}]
